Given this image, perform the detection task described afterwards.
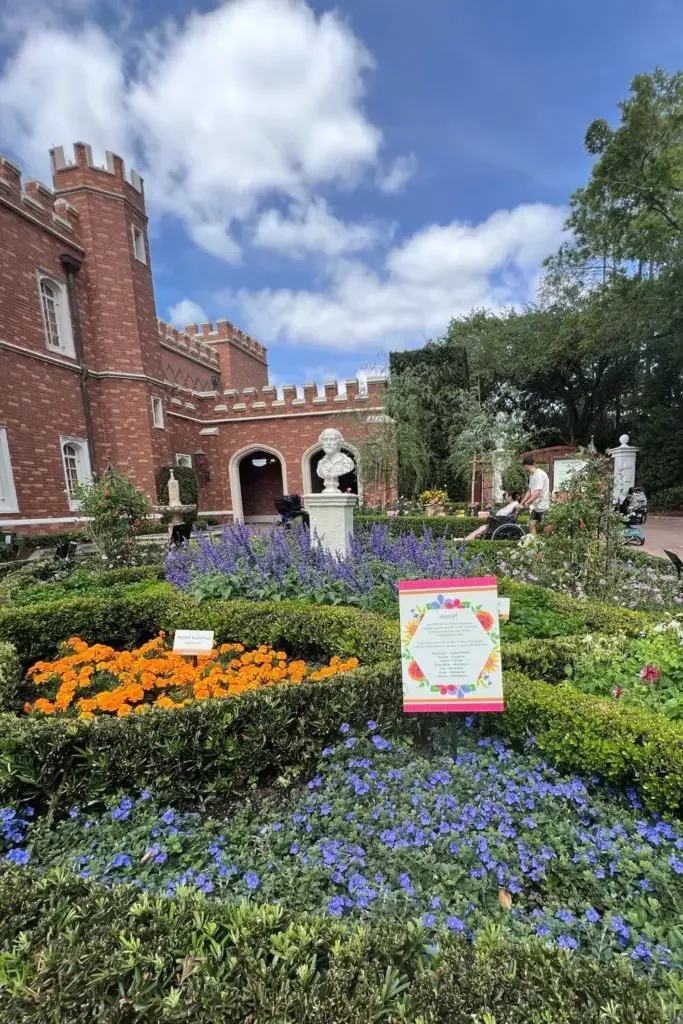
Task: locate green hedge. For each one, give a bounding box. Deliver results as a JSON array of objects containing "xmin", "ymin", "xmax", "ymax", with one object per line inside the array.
[
  {"xmin": 0, "ymin": 589, "xmax": 399, "ymax": 672},
  {"xmin": 356, "ymin": 513, "xmax": 485, "ymax": 537},
  {"xmin": 488, "ymin": 673, "xmax": 683, "ymax": 815},
  {"xmin": 650, "ymin": 485, "xmax": 683, "ymax": 512},
  {"xmin": 0, "ymin": 642, "xmax": 20, "ymax": 714},
  {"xmin": 0, "ymin": 872, "xmax": 663, "ymax": 1024},
  {"xmin": 3, "ymin": 650, "xmax": 683, "ymax": 816}
]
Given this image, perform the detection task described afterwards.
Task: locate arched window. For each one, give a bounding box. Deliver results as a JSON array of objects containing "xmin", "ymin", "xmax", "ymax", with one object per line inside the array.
[
  {"xmin": 38, "ymin": 274, "xmax": 74, "ymax": 356},
  {"xmin": 60, "ymin": 437, "xmax": 92, "ymax": 509}
]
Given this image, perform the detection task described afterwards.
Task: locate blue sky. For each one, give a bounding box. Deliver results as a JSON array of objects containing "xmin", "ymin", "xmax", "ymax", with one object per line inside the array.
[{"xmin": 1, "ymin": 0, "xmax": 681, "ymax": 389}]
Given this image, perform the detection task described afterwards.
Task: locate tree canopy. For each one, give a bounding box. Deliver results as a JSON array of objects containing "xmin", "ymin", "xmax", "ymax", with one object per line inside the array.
[{"xmin": 387, "ymin": 69, "xmax": 683, "ymax": 497}]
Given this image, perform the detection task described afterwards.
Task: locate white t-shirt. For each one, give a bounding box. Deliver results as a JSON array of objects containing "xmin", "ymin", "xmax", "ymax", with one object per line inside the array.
[
  {"xmin": 496, "ymin": 500, "xmax": 519, "ymax": 517},
  {"xmin": 529, "ymin": 468, "xmax": 550, "ymax": 512}
]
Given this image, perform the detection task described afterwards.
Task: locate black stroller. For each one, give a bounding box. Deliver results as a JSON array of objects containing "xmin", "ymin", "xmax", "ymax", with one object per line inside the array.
[{"xmin": 275, "ymin": 495, "xmax": 310, "ymax": 529}]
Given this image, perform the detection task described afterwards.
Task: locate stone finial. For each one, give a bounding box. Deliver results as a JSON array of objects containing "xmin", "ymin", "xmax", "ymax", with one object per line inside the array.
[
  {"xmin": 619, "ymin": 434, "xmax": 630, "ymax": 447},
  {"xmin": 316, "ymin": 428, "xmax": 355, "ymax": 492}
]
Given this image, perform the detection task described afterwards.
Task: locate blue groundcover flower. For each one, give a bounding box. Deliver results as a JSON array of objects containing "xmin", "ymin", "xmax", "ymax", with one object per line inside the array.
[
  {"xmin": 21, "ymin": 726, "xmax": 683, "ymax": 981},
  {"xmin": 5, "ymin": 848, "xmax": 30, "ymax": 865}
]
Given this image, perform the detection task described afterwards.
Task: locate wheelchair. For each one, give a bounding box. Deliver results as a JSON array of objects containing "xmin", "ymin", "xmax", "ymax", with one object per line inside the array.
[{"xmin": 483, "ymin": 512, "xmax": 527, "ymax": 542}]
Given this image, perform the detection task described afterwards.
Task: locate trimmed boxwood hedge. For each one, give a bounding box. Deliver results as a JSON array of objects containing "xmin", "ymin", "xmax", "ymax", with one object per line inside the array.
[
  {"xmin": 356, "ymin": 513, "xmax": 484, "ymax": 537},
  {"xmin": 1, "ymin": 585, "xmax": 681, "ymax": 814},
  {"xmin": 0, "ymin": 869, "xmax": 664, "ymax": 1024}
]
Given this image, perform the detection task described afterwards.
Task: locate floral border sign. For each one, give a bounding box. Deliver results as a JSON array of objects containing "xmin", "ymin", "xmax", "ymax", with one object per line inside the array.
[{"xmin": 399, "ymin": 576, "xmax": 504, "ymax": 713}]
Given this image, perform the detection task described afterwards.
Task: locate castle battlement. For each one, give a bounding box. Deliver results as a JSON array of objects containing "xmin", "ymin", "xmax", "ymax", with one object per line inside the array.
[
  {"xmin": 208, "ymin": 376, "xmax": 387, "ymax": 417},
  {"xmin": 50, "ymin": 143, "xmax": 145, "ymax": 214},
  {"xmin": 0, "ymin": 155, "xmax": 82, "ymax": 240},
  {"xmin": 157, "ymin": 319, "xmax": 221, "ymax": 370},
  {"xmin": 184, "ymin": 319, "xmax": 268, "ymax": 365}
]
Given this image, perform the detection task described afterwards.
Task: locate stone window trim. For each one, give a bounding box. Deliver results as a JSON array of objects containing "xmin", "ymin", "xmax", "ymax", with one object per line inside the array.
[
  {"xmin": 151, "ymin": 396, "xmax": 165, "ymax": 429},
  {"xmin": 0, "ymin": 427, "xmax": 19, "ymax": 514},
  {"xmin": 36, "ymin": 270, "xmax": 75, "ymax": 358},
  {"xmin": 175, "ymin": 453, "xmax": 192, "ymax": 467},
  {"xmin": 132, "ymin": 224, "xmax": 147, "ymax": 264},
  {"xmin": 59, "ymin": 435, "xmax": 92, "ymax": 512}
]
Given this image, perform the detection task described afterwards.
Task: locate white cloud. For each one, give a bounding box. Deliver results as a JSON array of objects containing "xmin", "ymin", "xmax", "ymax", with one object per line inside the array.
[
  {"xmin": 0, "ymin": 26, "xmax": 129, "ymax": 168},
  {"xmin": 231, "ymin": 203, "xmax": 568, "ymax": 350},
  {"xmin": 253, "ymin": 199, "xmax": 385, "ymax": 258},
  {"xmin": 377, "ymin": 153, "xmax": 416, "ymax": 194},
  {"xmin": 169, "ymin": 298, "xmax": 208, "ymax": 327},
  {"xmin": 0, "ymin": 0, "xmax": 386, "ymax": 259}
]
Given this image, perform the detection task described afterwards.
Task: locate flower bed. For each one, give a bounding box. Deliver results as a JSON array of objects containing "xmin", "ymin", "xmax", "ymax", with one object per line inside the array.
[
  {"xmin": 165, "ymin": 521, "xmax": 475, "ymax": 615},
  {"xmin": 24, "ymin": 635, "xmax": 358, "ymax": 718},
  {"xmin": 2, "ymin": 728, "xmax": 680, "ymax": 1017}
]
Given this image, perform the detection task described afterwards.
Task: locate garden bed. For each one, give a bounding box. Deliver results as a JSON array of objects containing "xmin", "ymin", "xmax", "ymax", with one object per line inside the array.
[{"xmin": 0, "ymin": 726, "xmax": 679, "ymax": 1020}]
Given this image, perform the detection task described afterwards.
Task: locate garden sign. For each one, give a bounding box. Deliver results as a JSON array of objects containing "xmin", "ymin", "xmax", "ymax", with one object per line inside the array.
[{"xmin": 399, "ymin": 577, "xmax": 504, "ymax": 714}]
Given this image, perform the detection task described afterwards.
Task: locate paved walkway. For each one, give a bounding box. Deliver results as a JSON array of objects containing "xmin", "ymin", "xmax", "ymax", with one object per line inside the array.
[{"xmin": 642, "ymin": 516, "xmax": 683, "ymax": 558}]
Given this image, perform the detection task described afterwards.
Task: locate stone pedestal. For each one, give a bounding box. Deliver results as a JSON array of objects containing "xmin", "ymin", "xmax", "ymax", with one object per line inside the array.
[
  {"xmin": 304, "ymin": 492, "xmax": 357, "ymax": 556},
  {"xmin": 608, "ymin": 435, "xmax": 639, "ymax": 506}
]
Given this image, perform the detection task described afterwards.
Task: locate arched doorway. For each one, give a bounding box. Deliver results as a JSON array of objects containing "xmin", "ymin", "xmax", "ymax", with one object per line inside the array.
[
  {"xmin": 229, "ymin": 445, "xmax": 287, "ymax": 524},
  {"xmin": 302, "ymin": 442, "xmax": 360, "ymax": 497}
]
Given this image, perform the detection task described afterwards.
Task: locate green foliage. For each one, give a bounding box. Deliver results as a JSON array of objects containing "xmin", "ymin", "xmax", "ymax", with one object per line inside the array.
[
  {"xmin": 76, "ymin": 469, "xmax": 150, "ymax": 562},
  {"xmin": 567, "ymin": 623, "xmax": 683, "ymax": 720},
  {"xmin": 651, "ymin": 485, "xmax": 683, "ymax": 512},
  {"xmin": 0, "ymin": 870, "xmax": 664, "ymax": 1024},
  {"xmin": 158, "ymin": 465, "xmax": 198, "ymax": 524},
  {"xmin": 355, "ymin": 513, "xmax": 484, "ymax": 537},
  {"xmin": 567, "ymin": 68, "xmax": 683, "ymax": 272},
  {"xmin": 541, "ymin": 452, "xmax": 626, "ymax": 601},
  {"xmin": 386, "ymin": 344, "xmax": 471, "ymax": 497},
  {"xmin": 0, "ymin": 643, "xmax": 20, "ymax": 715},
  {"xmin": 3, "ymin": 565, "xmax": 164, "ymax": 607}
]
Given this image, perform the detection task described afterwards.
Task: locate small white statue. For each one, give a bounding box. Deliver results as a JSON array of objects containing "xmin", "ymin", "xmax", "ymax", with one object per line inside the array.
[
  {"xmin": 167, "ymin": 468, "xmax": 181, "ymax": 508},
  {"xmin": 317, "ymin": 428, "xmax": 355, "ymax": 492}
]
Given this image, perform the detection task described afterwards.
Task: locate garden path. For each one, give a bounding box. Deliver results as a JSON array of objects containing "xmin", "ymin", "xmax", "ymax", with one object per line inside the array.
[{"xmin": 642, "ymin": 516, "xmax": 683, "ymax": 558}]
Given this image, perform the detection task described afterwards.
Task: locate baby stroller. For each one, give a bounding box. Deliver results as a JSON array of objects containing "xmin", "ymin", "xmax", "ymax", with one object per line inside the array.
[
  {"xmin": 275, "ymin": 495, "xmax": 310, "ymax": 529},
  {"xmin": 619, "ymin": 488, "xmax": 647, "ymax": 546},
  {"xmin": 485, "ymin": 508, "xmax": 526, "ymax": 542}
]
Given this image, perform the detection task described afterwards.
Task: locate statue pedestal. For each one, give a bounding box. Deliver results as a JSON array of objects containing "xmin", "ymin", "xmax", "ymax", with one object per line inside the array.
[{"xmin": 304, "ymin": 492, "xmax": 357, "ymax": 556}]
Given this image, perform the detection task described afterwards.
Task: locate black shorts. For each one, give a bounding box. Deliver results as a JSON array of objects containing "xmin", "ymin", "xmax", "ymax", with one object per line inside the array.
[{"xmin": 530, "ymin": 509, "xmax": 546, "ymax": 523}]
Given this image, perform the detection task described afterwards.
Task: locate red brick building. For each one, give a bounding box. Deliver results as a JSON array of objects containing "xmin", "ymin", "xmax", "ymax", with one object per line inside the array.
[{"xmin": 0, "ymin": 143, "xmax": 389, "ymax": 534}]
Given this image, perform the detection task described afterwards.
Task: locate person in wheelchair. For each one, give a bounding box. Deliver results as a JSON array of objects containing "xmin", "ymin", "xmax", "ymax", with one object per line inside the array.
[{"xmin": 465, "ymin": 492, "xmax": 522, "ymax": 540}]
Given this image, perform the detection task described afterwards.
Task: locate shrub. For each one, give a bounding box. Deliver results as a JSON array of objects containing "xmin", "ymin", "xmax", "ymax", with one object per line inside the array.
[
  {"xmin": 650, "ymin": 484, "xmax": 683, "ymax": 512},
  {"xmin": 6, "ymin": 565, "xmax": 164, "ymax": 607},
  {"xmin": 0, "ymin": 870, "xmax": 664, "ymax": 1024},
  {"xmin": 3, "ymin": 632, "xmax": 683, "ymax": 815},
  {"xmin": 158, "ymin": 465, "xmax": 198, "ymax": 525},
  {"xmin": 356, "ymin": 513, "xmax": 483, "ymax": 537},
  {"xmin": 0, "ymin": 643, "xmax": 20, "ymax": 714},
  {"xmin": 487, "ymin": 672, "xmax": 683, "ymax": 815},
  {"xmin": 76, "ymin": 469, "xmax": 150, "ymax": 561}
]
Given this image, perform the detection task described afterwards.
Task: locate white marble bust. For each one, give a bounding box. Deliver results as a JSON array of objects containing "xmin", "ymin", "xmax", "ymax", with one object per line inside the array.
[{"xmin": 317, "ymin": 428, "xmax": 355, "ymax": 492}]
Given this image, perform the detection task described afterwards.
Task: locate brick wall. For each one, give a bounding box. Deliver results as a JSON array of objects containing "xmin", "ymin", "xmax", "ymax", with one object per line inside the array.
[{"xmin": 0, "ymin": 140, "xmax": 393, "ymax": 535}]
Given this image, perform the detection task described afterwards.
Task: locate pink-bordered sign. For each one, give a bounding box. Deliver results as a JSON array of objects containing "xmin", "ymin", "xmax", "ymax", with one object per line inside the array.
[{"xmin": 399, "ymin": 576, "xmax": 504, "ymax": 713}]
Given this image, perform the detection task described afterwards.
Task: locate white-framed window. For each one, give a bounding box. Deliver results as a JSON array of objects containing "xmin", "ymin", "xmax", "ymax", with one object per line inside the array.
[
  {"xmin": 151, "ymin": 396, "xmax": 165, "ymax": 429},
  {"xmin": 59, "ymin": 436, "xmax": 92, "ymax": 510},
  {"xmin": 132, "ymin": 225, "xmax": 147, "ymax": 264},
  {"xmin": 37, "ymin": 273, "xmax": 75, "ymax": 356},
  {"xmin": 176, "ymin": 453, "xmax": 192, "ymax": 468},
  {"xmin": 0, "ymin": 428, "xmax": 19, "ymax": 514}
]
